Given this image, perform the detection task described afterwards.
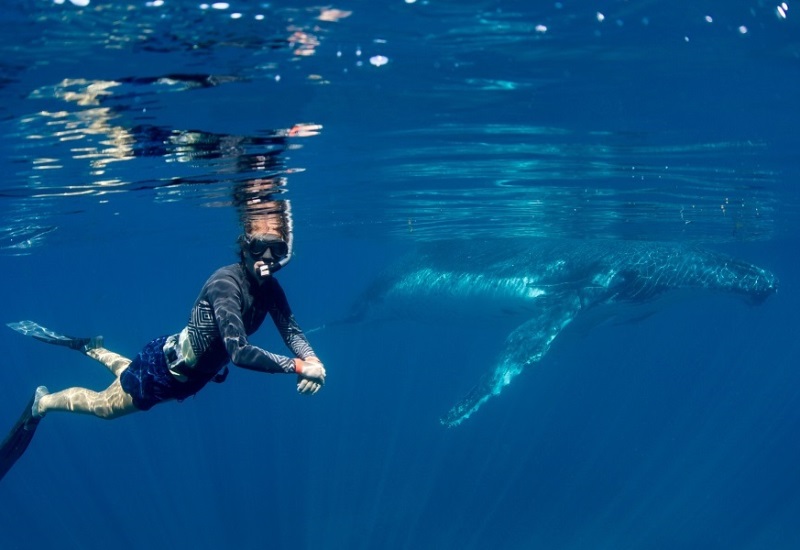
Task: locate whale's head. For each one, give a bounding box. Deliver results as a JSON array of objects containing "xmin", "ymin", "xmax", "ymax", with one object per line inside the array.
[{"xmin": 717, "ymin": 258, "xmax": 778, "ymax": 305}]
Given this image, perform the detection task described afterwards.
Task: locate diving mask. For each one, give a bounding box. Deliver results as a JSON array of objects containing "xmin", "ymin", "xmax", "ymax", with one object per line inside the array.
[{"xmin": 247, "ymin": 235, "xmax": 291, "ymax": 276}]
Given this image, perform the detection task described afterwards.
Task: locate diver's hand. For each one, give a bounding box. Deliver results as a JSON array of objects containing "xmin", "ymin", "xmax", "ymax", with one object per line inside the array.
[{"xmin": 295, "ymin": 357, "xmax": 325, "ymax": 395}]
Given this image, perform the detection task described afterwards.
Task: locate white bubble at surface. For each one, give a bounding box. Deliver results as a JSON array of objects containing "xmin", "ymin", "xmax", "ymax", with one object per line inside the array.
[{"xmin": 369, "ymin": 55, "xmax": 389, "ymax": 67}]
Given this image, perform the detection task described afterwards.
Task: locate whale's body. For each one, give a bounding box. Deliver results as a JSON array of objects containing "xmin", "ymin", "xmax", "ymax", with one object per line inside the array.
[{"xmin": 346, "ymin": 239, "xmax": 777, "ymax": 426}]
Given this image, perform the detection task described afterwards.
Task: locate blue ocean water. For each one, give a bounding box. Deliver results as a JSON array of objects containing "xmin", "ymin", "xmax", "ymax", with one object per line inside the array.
[{"xmin": 1, "ymin": 1, "xmax": 799, "ymax": 548}]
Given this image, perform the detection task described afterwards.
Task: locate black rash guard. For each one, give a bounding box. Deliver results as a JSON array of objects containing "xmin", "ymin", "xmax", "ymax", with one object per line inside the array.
[{"xmin": 168, "ymin": 263, "xmax": 315, "ymax": 383}]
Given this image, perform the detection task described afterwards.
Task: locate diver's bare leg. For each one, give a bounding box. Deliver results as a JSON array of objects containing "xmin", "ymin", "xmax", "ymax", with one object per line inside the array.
[
  {"xmin": 36, "ymin": 379, "xmax": 138, "ymax": 419},
  {"xmin": 84, "ymin": 347, "xmax": 132, "ymax": 377}
]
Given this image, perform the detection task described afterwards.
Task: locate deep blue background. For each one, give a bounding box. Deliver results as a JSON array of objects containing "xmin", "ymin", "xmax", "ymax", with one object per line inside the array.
[{"xmin": 1, "ymin": 1, "xmax": 799, "ymax": 548}]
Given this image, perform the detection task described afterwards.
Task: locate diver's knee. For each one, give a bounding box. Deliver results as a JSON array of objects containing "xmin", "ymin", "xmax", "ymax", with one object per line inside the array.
[
  {"xmin": 97, "ymin": 408, "xmax": 116, "ymax": 420},
  {"xmin": 95, "ymin": 400, "xmax": 131, "ymax": 419},
  {"xmin": 98, "ymin": 400, "xmax": 137, "ymax": 420}
]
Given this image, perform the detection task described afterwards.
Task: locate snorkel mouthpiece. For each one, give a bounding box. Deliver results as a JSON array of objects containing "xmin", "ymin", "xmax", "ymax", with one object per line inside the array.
[{"xmin": 259, "ymin": 262, "xmax": 280, "ymax": 277}]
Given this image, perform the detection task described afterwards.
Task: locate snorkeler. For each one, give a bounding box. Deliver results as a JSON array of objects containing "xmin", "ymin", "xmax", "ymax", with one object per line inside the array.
[{"xmin": 0, "ymin": 220, "xmax": 325, "ymax": 481}]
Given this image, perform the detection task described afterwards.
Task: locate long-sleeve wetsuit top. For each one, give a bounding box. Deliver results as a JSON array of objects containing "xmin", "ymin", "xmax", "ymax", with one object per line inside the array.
[{"xmin": 172, "ymin": 263, "xmax": 315, "ymax": 383}]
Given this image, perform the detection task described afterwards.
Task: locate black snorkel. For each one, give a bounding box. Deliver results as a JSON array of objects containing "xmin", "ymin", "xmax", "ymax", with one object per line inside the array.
[{"xmin": 257, "ymin": 230, "xmax": 293, "ymax": 277}]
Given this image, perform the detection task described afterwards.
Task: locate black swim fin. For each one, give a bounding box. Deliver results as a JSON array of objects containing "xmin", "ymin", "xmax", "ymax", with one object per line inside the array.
[
  {"xmin": 0, "ymin": 394, "xmax": 41, "ymax": 482},
  {"xmin": 6, "ymin": 320, "xmax": 101, "ymax": 352}
]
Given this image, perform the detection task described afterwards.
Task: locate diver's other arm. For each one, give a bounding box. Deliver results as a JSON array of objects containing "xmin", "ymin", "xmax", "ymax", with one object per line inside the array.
[
  {"xmin": 211, "ymin": 279, "xmax": 299, "ymax": 373},
  {"xmin": 267, "ymin": 282, "xmax": 317, "ymax": 361}
]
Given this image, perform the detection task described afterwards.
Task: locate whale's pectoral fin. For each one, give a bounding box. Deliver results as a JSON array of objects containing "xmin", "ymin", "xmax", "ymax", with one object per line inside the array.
[{"xmin": 440, "ymin": 293, "xmax": 581, "ymax": 427}]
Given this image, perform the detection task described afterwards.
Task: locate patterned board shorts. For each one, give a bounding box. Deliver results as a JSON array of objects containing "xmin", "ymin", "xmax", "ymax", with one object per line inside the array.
[{"xmin": 120, "ymin": 336, "xmax": 210, "ymax": 410}]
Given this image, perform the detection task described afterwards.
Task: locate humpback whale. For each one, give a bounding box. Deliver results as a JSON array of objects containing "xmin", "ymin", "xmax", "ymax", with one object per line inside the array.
[{"xmin": 340, "ymin": 238, "xmax": 777, "ymax": 427}]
